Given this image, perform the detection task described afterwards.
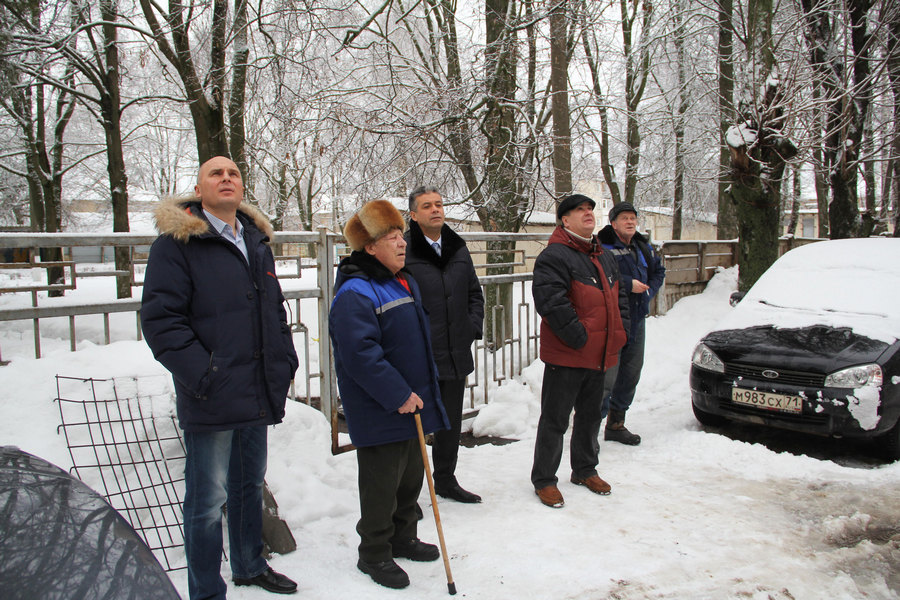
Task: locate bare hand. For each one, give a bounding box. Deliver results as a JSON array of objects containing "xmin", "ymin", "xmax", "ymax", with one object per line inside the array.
[
  {"xmin": 632, "ymin": 280, "xmax": 650, "ymax": 293},
  {"xmin": 398, "ymin": 392, "xmax": 424, "ymax": 414}
]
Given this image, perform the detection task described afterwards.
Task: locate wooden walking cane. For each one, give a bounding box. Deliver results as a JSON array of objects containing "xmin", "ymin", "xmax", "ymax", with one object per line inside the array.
[{"xmin": 414, "ymin": 412, "xmax": 457, "ymax": 595}]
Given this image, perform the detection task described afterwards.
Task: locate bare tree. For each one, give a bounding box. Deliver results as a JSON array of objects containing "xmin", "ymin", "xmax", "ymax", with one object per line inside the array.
[
  {"xmin": 549, "ymin": 0, "xmax": 572, "ymax": 196},
  {"xmin": 716, "ymin": 0, "xmax": 738, "ymax": 239},
  {"xmin": 0, "ymin": 0, "xmax": 139, "ymax": 297},
  {"xmin": 0, "ymin": 0, "xmax": 77, "ymax": 292},
  {"xmin": 725, "ymin": 0, "xmax": 797, "ymax": 291},
  {"xmin": 671, "ymin": 0, "xmax": 687, "ymax": 240},
  {"xmin": 138, "ymin": 0, "xmax": 243, "ymax": 163},
  {"xmin": 799, "ymin": 0, "xmax": 879, "ymax": 239},
  {"xmin": 886, "ymin": 3, "xmax": 900, "ymax": 237},
  {"xmin": 786, "ymin": 164, "xmax": 801, "ymax": 235}
]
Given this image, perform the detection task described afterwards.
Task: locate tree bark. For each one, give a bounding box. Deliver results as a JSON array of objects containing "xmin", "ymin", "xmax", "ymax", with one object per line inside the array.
[
  {"xmin": 716, "ymin": 0, "xmax": 738, "ymax": 239},
  {"xmin": 98, "ymin": 0, "xmax": 132, "ymax": 299},
  {"xmin": 549, "ymin": 0, "xmax": 572, "ymax": 197},
  {"xmin": 138, "ymin": 0, "xmax": 230, "ymax": 161},
  {"xmin": 620, "ymin": 0, "xmax": 651, "ymax": 207},
  {"xmin": 787, "ymin": 165, "xmax": 800, "ymax": 236},
  {"xmin": 579, "ymin": 3, "xmax": 621, "ymax": 206},
  {"xmin": 672, "ymin": 0, "xmax": 687, "ymax": 240}
]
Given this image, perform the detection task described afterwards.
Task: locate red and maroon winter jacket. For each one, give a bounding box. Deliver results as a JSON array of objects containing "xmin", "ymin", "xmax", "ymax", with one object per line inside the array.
[{"xmin": 532, "ymin": 226, "xmax": 630, "ymax": 371}]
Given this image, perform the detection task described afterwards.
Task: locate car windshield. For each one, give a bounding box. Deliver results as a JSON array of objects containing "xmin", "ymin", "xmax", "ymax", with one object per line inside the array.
[{"xmin": 715, "ymin": 238, "xmax": 900, "ymax": 343}]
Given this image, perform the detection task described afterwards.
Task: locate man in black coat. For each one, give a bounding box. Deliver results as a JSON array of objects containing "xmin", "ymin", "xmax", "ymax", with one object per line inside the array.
[
  {"xmin": 141, "ymin": 156, "xmax": 299, "ymax": 599},
  {"xmin": 404, "ymin": 186, "xmax": 485, "ymax": 504}
]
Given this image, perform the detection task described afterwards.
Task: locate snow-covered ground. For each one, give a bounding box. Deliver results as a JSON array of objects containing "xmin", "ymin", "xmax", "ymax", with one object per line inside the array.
[{"xmin": 2, "ymin": 266, "xmax": 899, "ymax": 599}]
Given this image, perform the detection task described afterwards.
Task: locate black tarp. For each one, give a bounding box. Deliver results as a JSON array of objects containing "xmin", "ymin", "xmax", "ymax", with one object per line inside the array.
[{"xmin": 0, "ymin": 446, "xmax": 181, "ymax": 600}]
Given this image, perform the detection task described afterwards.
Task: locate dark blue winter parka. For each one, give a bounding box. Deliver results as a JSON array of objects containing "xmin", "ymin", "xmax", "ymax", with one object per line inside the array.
[
  {"xmin": 329, "ymin": 251, "xmax": 449, "ymax": 448},
  {"xmin": 598, "ymin": 225, "xmax": 666, "ymax": 337},
  {"xmin": 141, "ymin": 198, "xmax": 299, "ymax": 433}
]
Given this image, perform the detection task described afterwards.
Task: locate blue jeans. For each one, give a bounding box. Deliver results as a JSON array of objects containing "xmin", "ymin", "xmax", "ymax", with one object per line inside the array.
[
  {"xmin": 602, "ymin": 317, "xmax": 646, "ymax": 417},
  {"xmin": 531, "ymin": 364, "xmax": 605, "ymax": 489},
  {"xmin": 183, "ymin": 426, "xmax": 268, "ymax": 600}
]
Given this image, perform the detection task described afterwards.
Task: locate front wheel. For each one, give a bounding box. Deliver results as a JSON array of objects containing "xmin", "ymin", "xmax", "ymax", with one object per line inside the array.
[
  {"xmin": 876, "ymin": 419, "xmax": 900, "ymax": 461},
  {"xmin": 692, "ymin": 402, "xmax": 727, "ymax": 428}
]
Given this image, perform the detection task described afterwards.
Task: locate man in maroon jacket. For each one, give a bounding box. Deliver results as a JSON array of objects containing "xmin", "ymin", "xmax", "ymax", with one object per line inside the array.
[{"xmin": 530, "ymin": 194, "xmax": 630, "ymax": 508}]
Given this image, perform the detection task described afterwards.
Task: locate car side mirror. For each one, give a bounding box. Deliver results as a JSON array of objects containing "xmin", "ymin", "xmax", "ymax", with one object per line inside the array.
[{"xmin": 729, "ymin": 291, "xmax": 745, "ymax": 307}]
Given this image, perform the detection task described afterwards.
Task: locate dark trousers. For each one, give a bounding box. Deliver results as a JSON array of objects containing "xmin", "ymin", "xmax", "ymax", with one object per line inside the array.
[
  {"xmin": 531, "ymin": 364, "xmax": 605, "ymax": 490},
  {"xmin": 602, "ymin": 317, "xmax": 646, "ymax": 417},
  {"xmin": 432, "ymin": 377, "xmax": 466, "ymax": 489},
  {"xmin": 356, "ymin": 438, "xmax": 424, "ymax": 562}
]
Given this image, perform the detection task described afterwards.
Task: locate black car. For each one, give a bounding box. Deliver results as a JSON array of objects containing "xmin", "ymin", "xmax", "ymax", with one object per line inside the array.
[{"xmin": 690, "ymin": 238, "xmax": 900, "ymax": 459}]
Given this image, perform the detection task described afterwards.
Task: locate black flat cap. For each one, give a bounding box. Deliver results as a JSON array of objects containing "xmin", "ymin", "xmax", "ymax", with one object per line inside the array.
[
  {"xmin": 608, "ymin": 201, "xmax": 637, "ymax": 222},
  {"xmin": 556, "ymin": 194, "xmax": 596, "ymax": 221}
]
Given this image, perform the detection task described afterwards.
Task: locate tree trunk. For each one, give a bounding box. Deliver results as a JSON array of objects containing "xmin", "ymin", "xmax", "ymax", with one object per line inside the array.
[
  {"xmin": 99, "ymin": 0, "xmax": 133, "ymax": 299},
  {"xmin": 229, "ymin": 0, "xmax": 250, "ymax": 183},
  {"xmin": 716, "ymin": 0, "xmax": 738, "ymax": 239},
  {"xmin": 787, "ymin": 164, "xmax": 801, "ymax": 235},
  {"xmin": 801, "ymin": 0, "xmax": 876, "ymax": 239},
  {"xmin": 549, "ymin": 0, "xmax": 572, "ymax": 197},
  {"xmin": 728, "ymin": 0, "xmax": 797, "ymax": 291},
  {"xmin": 672, "ymin": 0, "xmax": 687, "ymax": 241},
  {"xmin": 887, "ymin": 12, "xmax": 900, "ymax": 236},
  {"xmin": 138, "ymin": 0, "xmax": 230, "ymax": 161},
  {"xmin": 579, "ymin": 3, "xmax": 621, "ymax": 206},
  {"xmin": 620, "ymin": 0, "xmax": 651, "ymax": 207}
]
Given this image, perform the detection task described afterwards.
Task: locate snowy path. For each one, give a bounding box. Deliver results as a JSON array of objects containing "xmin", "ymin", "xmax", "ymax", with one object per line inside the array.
[{"xmin": 1, "ymin": 266, "xmax": 899, "ymax": 598}]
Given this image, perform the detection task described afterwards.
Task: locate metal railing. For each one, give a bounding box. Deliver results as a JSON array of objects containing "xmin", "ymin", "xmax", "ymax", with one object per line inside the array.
[
  {"xmin": 4, "ymin": 230, "xmax": 814, "ymax": 448},
  {"xmin": 0, "ymin": 230, "xmax": 545, "ymax": 453}
]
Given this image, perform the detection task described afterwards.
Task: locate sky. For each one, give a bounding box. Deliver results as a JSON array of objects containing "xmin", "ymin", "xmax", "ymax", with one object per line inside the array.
[{"xmin": 1, "ymin": 259, "xmax": 900, "ymax": 599}]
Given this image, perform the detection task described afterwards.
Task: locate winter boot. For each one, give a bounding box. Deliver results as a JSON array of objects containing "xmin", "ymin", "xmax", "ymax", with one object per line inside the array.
[{"xmin": 605, "ymin": 409, "xmax": 641, "ymax": 446}]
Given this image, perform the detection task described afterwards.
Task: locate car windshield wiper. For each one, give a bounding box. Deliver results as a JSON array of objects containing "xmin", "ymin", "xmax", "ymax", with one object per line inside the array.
[{"xmin": 756, "ymin": 299, "xmax": 888, "ymax": 318}]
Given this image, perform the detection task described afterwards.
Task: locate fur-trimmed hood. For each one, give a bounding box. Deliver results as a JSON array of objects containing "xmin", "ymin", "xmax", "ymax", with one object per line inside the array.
[{"xmin": 153, "ymin": 195, "xmax": 275, "ymax": 242}]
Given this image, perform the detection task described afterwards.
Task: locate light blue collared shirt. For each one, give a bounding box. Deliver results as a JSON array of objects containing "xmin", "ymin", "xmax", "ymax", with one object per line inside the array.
[
  {"xmin": 425, "ymin": 234, "xmax": 442, "ymax": 256},
  {"xmin": 204, "ymin": 209, "xmax": 248, "ymax": 263}
]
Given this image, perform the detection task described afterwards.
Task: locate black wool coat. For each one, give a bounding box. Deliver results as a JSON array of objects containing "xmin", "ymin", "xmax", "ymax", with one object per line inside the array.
[{"xmin": 404, "ymin": 220, "xmax": 484, "ymax": 381}]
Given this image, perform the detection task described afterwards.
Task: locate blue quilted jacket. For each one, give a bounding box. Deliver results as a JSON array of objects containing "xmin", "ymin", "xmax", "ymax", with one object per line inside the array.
[{"xmin": 330, "ymin": 251, "xmax": 449, "ymax": 447}]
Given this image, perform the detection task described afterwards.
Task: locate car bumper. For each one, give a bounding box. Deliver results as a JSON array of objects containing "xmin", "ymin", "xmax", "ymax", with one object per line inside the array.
[{"xmin": 690, "ymin": 367, "xmax": 898, "ymax": 439}]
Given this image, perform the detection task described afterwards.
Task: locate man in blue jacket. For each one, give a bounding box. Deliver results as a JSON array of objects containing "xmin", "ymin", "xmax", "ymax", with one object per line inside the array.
[
  {"xmin": 141, "ymin": 156, "xmax": 299, "ymax": 599},
  {"xmin": 598, "ymin": 202, "xmax": 666, "ymax": 445},
  {"xmin": 329, "ymin": 199, "xmax": 450, "ymax": 590}
]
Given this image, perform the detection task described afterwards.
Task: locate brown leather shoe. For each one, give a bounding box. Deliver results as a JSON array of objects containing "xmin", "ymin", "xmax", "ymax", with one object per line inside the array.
[
  {"xmin": 570, "ymin": 474, "xmax": 612, "ymax": 495},
  {"xmin": 535, "ymin": 485, "xmax": 564, "ymax": 508}
]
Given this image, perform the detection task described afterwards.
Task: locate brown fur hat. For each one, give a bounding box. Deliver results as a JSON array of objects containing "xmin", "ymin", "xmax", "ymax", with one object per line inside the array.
[{"xmin": 343, "ymin": 199, "xmax": 405, "ymax": 251}]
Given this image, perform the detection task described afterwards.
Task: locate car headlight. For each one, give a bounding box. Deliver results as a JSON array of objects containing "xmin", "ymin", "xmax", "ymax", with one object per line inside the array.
[
  {"xmin": 692, "ymin": 342, "xmax": 724, "ymax": 373},
  {"xmin": 824, "ymin": 364, "xmax": 883, "ymax": 388}
]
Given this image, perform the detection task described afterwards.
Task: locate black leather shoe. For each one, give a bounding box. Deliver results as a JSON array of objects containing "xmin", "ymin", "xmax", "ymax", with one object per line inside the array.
[
  {"xmin": 391, "ymin": 537, "xmax": 440, "ymax": 562},
  {"xmin": 357, "ymin": 558, "xmax": 410, "ymax": 589},
  {"xmin": 436, "ymin": 482, "xmax": 482, "ymax": 503},
  {"xmin": 233, "ymin": 567, "xmax": 297, "ymax": 594}
]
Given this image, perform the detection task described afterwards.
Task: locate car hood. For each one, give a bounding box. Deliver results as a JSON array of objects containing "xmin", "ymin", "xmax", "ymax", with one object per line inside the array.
[{"xmin": 702, "ymin": 325, "xmax": 891, "ymax": 373}]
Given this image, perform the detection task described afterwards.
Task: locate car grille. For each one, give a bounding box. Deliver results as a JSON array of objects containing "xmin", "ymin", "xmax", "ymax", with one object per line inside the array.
[{"xmin": 725, "ymin": 363, "xmax": 825, "ymax": 387}]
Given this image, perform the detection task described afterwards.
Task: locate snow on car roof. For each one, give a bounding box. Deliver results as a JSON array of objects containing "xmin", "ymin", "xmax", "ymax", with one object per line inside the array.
[{"xmin": 713, "ymin": 238, "xmax": 900, "ymax": 343}]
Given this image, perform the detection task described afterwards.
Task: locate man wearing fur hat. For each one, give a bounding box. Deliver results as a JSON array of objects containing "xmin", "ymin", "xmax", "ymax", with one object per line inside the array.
[
  {"xmin": 141, "ymin": 156, "xmax": 299, "ymax": 599},
  {"xmin": 530, "ymin": 194, "xmax": 629, "ymax": 509},
  {"xmin": 404, "ymin": 186, "xmax": 484, "ymax": 504},
  {"xmin": 598, "ymin": 202, "xmax": 666, "ymax": 445},
  {"xmin": 329, "ymin": 199, "xmax": 450, "ymax": 590}
]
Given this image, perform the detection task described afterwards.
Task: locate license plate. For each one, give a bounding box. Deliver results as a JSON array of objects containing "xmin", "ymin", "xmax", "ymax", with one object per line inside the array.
[{"xmin": 731, "ymin": 387, "xmax": 802, "ymax": 414}]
